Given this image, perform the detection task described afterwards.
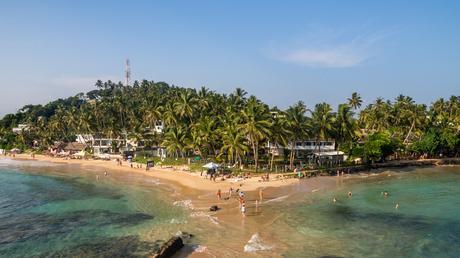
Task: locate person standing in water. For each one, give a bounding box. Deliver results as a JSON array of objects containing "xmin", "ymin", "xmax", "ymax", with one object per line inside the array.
[
  {"xmin": 217, "ymin": 189, "xmax": 222, "ymax": 200},
  {"xmin": 348, "ymin": 191, "xmax": 352, "ymax": 197},
  {"xmin": 259, "ymin": 188, "xmax": 264, "ymax": 202}
]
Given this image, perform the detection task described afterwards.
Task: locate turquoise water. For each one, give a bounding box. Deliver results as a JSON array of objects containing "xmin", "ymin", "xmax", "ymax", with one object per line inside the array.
[
  {"xmin": 273, "ymin": 167, "xmax": 460, "ymax": 257},
  {"xmin": 0, "ymin": 165, "xmax": 188, "ymax": 257},
  {"xmin": 1, "ymin": 161, "xmax": 459, "ymax": 258}
]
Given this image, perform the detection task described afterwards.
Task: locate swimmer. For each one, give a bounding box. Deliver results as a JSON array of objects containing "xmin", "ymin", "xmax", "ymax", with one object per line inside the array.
[
  {"xmin": 348, "ymin": 191, "xmax": 353, "ymax": 197},
  {"xmin": 382, "ymin": 191, "xmax": 389, "ymax": 197}
]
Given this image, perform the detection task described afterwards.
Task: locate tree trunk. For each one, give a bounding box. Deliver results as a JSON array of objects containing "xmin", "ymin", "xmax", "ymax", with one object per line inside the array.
[
  {"xmin": 404, "ymin": 120, "xmax": 416, "ymax": 144},
  {"xmin": 270, "ymin": 151, "xmax": 275, "ymax": 171},
  {"xmin": 254, "ymin": 142, "xmax": 259, "ymax": 172}
]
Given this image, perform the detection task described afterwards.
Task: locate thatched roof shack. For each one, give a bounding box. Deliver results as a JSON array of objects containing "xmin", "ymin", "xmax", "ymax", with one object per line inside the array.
[{"xmin": 63, "ymin": 142, "xmax": 87, "ymax": 154}]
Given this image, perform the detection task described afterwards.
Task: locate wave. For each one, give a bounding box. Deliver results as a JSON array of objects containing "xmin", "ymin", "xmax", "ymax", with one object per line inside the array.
[
  {"xmin": 263, "ymin": 195, "xmax": 289, "ymax": 204},
  {"xmin": 190, "ymin": 211, "xmax": 220, "ymax": 225},
  {"xmin": 173, "ymin": 199, "xmax": 194, "ymax": 209},
  {"xmin": 244, "ymin": 233, "xmax": 272, "ymax": 252}
]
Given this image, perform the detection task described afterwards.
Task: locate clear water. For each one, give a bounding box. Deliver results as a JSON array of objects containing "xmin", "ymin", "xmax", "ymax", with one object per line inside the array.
[
  {"xmin": 271, "ymin": 167, "xmax": 460, "ymax": 258},
  {"xmin": 1, "ymin": 160, "xmax": 459, "ymax": 258},
  {"xmin": 0, "ymin": 163, "xmax": 188, "ymax": 257}
]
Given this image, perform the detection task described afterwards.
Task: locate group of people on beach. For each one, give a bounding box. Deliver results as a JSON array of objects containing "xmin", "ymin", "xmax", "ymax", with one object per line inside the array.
[{"xmin": 216, "ymin": 186, "xmax": 265, "ymax": 217}]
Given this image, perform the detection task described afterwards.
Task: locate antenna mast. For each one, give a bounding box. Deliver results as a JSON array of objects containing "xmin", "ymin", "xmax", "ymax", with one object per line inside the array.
[{"xmin": 125, "ymin": 59, "xmax": 131, "ymax": 86}]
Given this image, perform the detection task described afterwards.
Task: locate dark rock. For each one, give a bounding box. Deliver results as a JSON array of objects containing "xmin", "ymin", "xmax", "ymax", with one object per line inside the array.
[
  {"xmin": 152, "ymin": 236, "xmax": 184, "ymax": 258},
  {"xmin": 209, "ymin": 205, "xmax": 219, "ymax": 211}
]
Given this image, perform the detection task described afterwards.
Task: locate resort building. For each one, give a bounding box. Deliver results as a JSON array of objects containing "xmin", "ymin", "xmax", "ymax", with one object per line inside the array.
[
  {"xmin": 12, "ymin": 124, "xmax": 29, "ymax": 134},
  {"xmin": 74, "ymin": 133, "xmax": 166, "ymax": 159}
]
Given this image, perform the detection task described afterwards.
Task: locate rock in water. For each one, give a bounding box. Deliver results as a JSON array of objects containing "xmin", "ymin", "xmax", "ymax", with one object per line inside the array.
[{"xmin": 152, "ymin": 236, "xmax": 184, "ymax": 258}]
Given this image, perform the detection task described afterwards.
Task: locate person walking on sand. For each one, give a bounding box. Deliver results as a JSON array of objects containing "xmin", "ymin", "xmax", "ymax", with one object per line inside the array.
[
  {"xmin": 259, "ymin": 188, "xmax": 264, "ymax": 202},
  {"xmin": 228, "ymin": 187, "xmax": 233, "ymax": 198},
  {"xmin": 217, "ymin": 189, "xmax": 222, "ymax": 200},
  {"xmin": 241, "ymin": 201, "xmax": 246, "ymax": 216}
]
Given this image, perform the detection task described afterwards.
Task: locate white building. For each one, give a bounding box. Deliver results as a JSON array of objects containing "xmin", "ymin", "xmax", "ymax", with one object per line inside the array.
[
  {"xmin": 12, "ymin": 124, "xmax": 29, "ymax": 134},
  {"xmin": 267, "ymin": 140, "xmax": 336, "ymax": 157}
]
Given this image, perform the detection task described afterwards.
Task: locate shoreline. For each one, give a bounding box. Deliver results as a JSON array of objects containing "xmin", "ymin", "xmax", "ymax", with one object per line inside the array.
[
  {"xmin": 2, "ymin": 155, "xmax": 459, "ymax": 257},
  {"xmin": 3, "ymin": 154, "xmax": 459, "ymax": 194}
]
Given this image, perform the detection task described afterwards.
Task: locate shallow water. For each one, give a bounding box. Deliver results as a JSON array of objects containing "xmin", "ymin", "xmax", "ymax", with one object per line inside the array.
[
  {"xmin": 0, "ymin": 161, "xmax": 189, "ymax": 257},
  {"xmin": 1, "ymin": 160, "xmax": 459, "ymax": 258},
  {"xmin": 268, "ymin": 167, "xmax": 460, "ymax": 257}
]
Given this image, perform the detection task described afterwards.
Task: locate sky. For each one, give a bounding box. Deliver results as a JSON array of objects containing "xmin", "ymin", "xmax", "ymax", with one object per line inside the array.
[{"xmin": 0, "ymin": 0, "xmax": 459, "ymax": 116}]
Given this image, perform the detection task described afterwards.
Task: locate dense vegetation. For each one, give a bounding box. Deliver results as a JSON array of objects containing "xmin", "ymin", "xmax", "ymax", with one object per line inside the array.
[{"xmin": 0, "ymin": 80, "xmax": 458, "ymax": 170}]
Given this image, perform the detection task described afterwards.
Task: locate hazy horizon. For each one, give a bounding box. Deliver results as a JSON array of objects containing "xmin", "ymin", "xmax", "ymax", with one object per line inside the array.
[{"xmin": 1, "ymin": 1, "xmax": 459, "ymax": 116}]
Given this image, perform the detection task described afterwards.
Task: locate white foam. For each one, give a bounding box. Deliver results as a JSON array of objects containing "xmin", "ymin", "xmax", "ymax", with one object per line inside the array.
[
  {"xmin": 173, "ymin": 199, "xmax": 194, "ymax": 209},
  {"xmin": 142, "ymin": 178, "xmax": 160, "ymax": 185},
  {"xmin": 170, "ymin": 218, "xmax": 185, "ymax": 224},
  {"xmin": 263, "ymin": 195, "xmax": 289, "ymax": 204},
  {"xmin": 193, "ymin": 245, "xmax": 208, "ymax": 253},
  {"xmin": 243, "ymin": 233, "xmax": 272, "ymax": 252},
  {"xmin": 189, "ymin": 212, "xmax": 220, "ymax": 225}
]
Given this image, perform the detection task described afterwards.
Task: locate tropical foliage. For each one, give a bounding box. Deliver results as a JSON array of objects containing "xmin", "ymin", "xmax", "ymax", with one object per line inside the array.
[{"xmin": 0, "ymin": 80, "xmax": 458, "ymax": 169}]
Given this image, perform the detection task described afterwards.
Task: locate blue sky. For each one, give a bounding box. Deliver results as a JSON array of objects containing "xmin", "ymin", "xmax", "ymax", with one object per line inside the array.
[{"xmin": 0, "ymin": 1, "xmax": 459, "ymax": 115}]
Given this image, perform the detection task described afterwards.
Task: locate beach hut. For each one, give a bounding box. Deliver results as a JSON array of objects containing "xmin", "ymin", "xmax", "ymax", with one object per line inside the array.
[{"xmin": 64, "ymin": 142, "xmax": 87, "ymax": 155}]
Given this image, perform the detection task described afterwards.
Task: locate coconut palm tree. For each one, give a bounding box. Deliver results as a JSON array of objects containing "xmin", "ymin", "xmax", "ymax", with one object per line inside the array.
[
  {"xmin": 348, "ymin": 92, "xmax": 362, "ymax": 110},
  {"xmin": 285, "ymin": 101, "xmax": 309, "ymax": 170},
  {"xmin": 311, "ymin": 103, "xmax": 336, "ymax": 153},
  {"xmin": 219, "ymin": 116, "xmax": 248, "ymax": 166},
  {"xmin": 162, "ymin": 127, "xmax": 187, "ymax": 158},
  {"xmin": 239, "ymin": 97, "xmax": 272, "ymax": 171},
  {"xmin": 335, "ymin": 104, "xmax": 357, "ymax": 143}
]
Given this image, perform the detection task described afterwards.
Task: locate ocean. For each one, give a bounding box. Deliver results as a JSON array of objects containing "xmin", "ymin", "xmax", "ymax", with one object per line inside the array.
[{"xmin": 0, "ymin": 159, "xmax": 459, "ymax": 257}]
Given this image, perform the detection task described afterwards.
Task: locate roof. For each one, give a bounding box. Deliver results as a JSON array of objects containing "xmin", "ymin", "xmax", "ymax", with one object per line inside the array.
[
  {"xmin": 314, "ymin": 151, "xmax": 344, "ymax": 156},
  {"xmin": 64, "ymin": 142, "xmax": 87, "ymax": 151}
]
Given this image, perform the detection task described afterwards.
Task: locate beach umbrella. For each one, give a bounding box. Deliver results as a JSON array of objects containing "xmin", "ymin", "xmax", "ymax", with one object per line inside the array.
[{"xmin": 202, "ymin": 162, "xmax": 219, "ymax": 169}]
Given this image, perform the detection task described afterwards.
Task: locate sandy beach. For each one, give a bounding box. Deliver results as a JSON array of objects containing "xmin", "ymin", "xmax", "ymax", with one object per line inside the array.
[{"xmin": 3, "ymin": 154, "xmax": 306, "ymax": 193}]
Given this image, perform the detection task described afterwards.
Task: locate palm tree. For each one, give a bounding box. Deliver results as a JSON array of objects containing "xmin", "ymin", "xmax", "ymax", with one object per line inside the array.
[
  {"xmin": 334, "ymin": 104, "xmax": 357, "ymax": 150},
  {"xmin": 285, "ymin": 101, "xmax": 309, "ymax": 170},
  {"xmin": 162, "ymin": 127, "xmax": 187, "ymax": 158},
  {"xmin": 174, "ymin": 89, "xmax": 196, "ymax": 124},
  {"xmin": 268, "ymin": 109, "xmax": 290, "ymax": 171},
  {"xmin": 219, "ymin": 116, "xmax": 248, "ymax": 166},
  {"xmin": 239, "ymin": 97, "xmax": 272, "ymax": 171},
  {"xmin": 348, "ymin": 92, "xmax": 362, "ymax": 110},
  {"xmin": 311, "ymin": 103, "xmax": 336, "ymax": 153}
]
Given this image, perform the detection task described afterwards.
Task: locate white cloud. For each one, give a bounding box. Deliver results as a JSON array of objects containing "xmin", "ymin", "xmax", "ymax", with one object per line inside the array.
[
  {"xmin": 267, "ymin": 28, "xmax": 392, "ymax": 68},
  {"xmin": 281, "ymin": 47, "xmax": 368, "ymax": 68}
]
